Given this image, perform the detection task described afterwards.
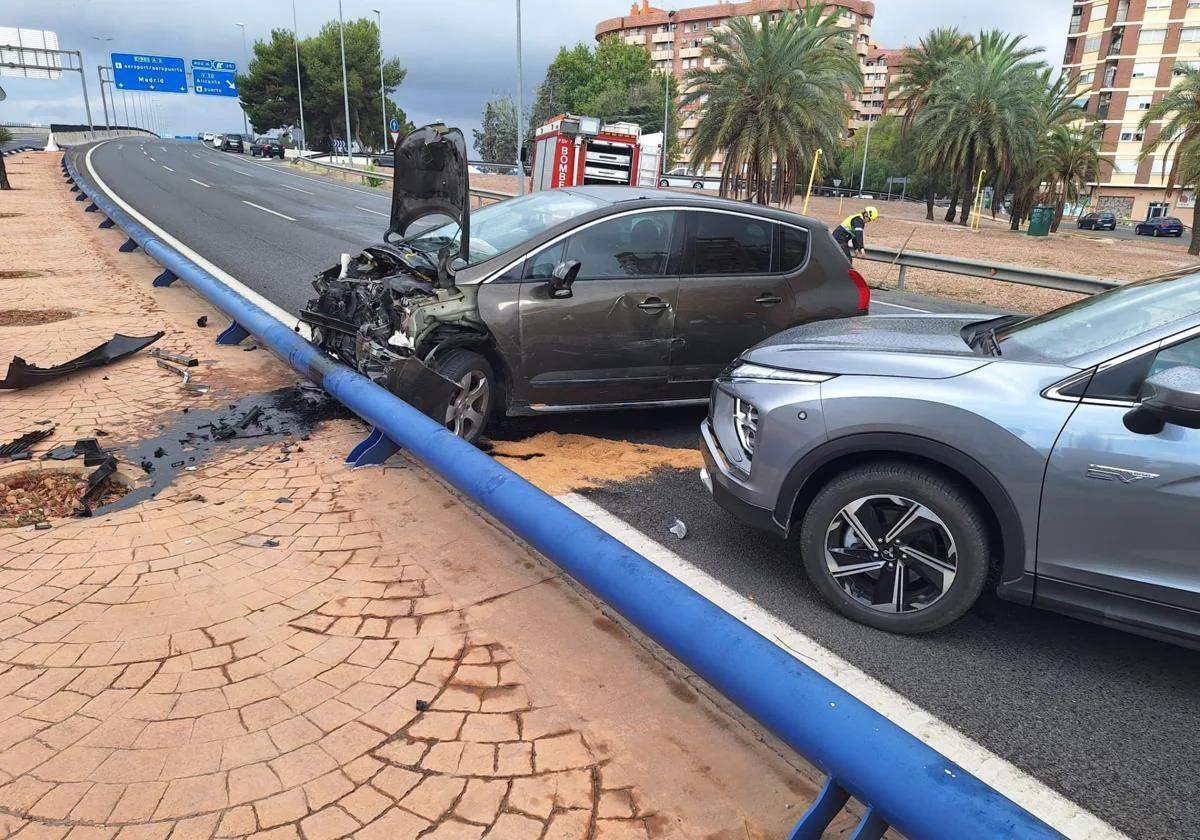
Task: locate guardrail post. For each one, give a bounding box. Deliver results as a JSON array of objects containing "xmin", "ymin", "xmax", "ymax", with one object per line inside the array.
[
  {"xmin": 346, "ymin": 427, "xmax": 402, "ymax": 467},
  {"xmin": 75, "ymin": 192, "xmax": 88, "ymax": 202},
  {"xmin": 99, "ymin": 218, "xmax": 115, "ymax": 229},
  {"xmin": 786, "ymin": 777, "xmax": 850, "ymax": 840},
  {"xmin": 152, "ymin": 269, "xmax": 178, "ymax": 287},
  {"xmin": 897, "ymin": 265, "xmax": 907, "ymax": 291},
  {"xmin": 118, "ymin": 237, "xmax": 139, "ymax": 252},
  {"xmin": 85, "ymin": 202, "xmax": 99, "ymax": 213},
  {"xmin": 215, "ymin": 321, "xmax": 251, "ymax": 346},
  {"xmin": 849, "ymin": 806, "xmax": 889, "ymax": 840}
]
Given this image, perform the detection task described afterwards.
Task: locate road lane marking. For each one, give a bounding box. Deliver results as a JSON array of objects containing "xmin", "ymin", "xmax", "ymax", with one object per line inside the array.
[
  {"xmin": 872, "ymin": 299, "xmax": 930, "ymax": 313},
  {"xmin": 280, "ymin": 184, "xmax": 314, "ymax": 195},
  {"xmin": 192, "ymin": 153, "xmax": 201, "ymax": 159},
  {"xmin": 232, "ymin": 168, "xmax": 256, "ymax": 177},
  {"xmin": 206, "ymin": 160, "xmax": 221, "ymax": 167},
  {"xmin": 83, "ymin": 141, "xmax": 308, "ymax": 338},
  {"xmin": 162, "ymin": 165, "xmax": 174, "ymax": 172},
  {"xmin": 189, "ymin": 178, "xmax": 210, "ymax": 188},
  {"xmin": 242, "ymin": 200, "xmax": 296, "ymax": 221},
  {"xmin": 148, "ymin": 156, "xmax": 156, "ymax": 162},
  {"xmin": 355, "ymin": 206, "xmax": 388, "ymax": 217},
  {"xmin": 557, "ymin": 493, "xmax": 1130, "ymax": 840}
]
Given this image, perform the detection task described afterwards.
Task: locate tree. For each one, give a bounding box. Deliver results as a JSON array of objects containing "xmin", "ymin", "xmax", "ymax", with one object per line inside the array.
[
  {"xmin": 1039, "ymin": 124, "xmax": 1106, "ymax": 232},
  {"xmin": 1139, "ymin": 66, "xmax": 1200, "ymax": 255},
  {"xmin": 474, "ymin": 95, "xmax": 518, "ymax": 163},
  {"xmin": 0, "ymin": 127, "xmax": 11, "ymax": 190},
  {"xmin": 684, "ymin": 5, "xmax": 861, "ymax": 204},
  {"xmin": 1008, "ymin": 68, "xmax": 1088, "ymax": 231},
  {"xmin": 528, "ymin": 37, "xmax": 680, "ymax": 162},
  {"xmin": 837, "ymin": 115, "xmax": 925, "ymax": 197},
  {"xmin": 894, "ymin": 27, "xmax": 974, "ymax": 219},
  {"xmin": 239, "ymin": 19, "xmax": 407, "ymax": 151},
  {"xmin": 916, "ymin": 32, "xmax": 1042, "ymax": 227}
]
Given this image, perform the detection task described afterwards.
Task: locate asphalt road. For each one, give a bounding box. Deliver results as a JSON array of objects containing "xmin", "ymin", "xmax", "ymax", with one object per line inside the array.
[
  {"xmin": 80, "ymin": 137, "xmax": 1197, "ymax": 840},
  {"xmin": 1071, "ymin": 223, "xmax": 1189, "ymax": 244}
]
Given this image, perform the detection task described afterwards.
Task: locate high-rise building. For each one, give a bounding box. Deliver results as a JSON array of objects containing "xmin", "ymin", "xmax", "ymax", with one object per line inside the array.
[
  {"xmin": 1064, "ymin": 0, "xmax": 1198, "ymax": 221},
  {"xmin": 595, "ymin": 0, "xmax": 880, "ymax": 173}
]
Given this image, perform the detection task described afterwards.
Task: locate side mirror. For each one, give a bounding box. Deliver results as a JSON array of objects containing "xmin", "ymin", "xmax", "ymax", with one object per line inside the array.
[
  {"xmin": 547, "ymin": 260, "xmax": 581, "ymax": 299},
  {"xmin": 1123, "ymin": 365, "xmax": 1200, "ymax": 434}
]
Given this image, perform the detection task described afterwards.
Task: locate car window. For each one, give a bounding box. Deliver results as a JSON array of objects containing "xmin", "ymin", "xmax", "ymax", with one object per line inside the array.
[
  {"xmin": 778, "ymin": 225, "xmax": 809, "ymax": 273},
  {"xmin": 524, "ymin": 241, "xmax": 566, "ymax": 280},
  {"xmin": 1086, "ymin": 334, "xmax": 1200, "ymax": 401},
  {"xmin": 690, "ymin": 212, "xmax": 772, "ymax": 275},
  {"xmin": 563, "ymin": 211, "xmax": 678, "ymax": 279}
]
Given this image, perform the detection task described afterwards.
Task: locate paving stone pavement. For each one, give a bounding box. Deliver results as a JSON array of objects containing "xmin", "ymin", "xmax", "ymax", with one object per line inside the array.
[{"xmin": 0, "ymin": 152, "xmax": 833, "ymax": 840}]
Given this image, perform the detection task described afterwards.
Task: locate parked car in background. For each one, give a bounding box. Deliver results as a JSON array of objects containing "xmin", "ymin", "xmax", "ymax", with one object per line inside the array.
[
  {"xmin": 701, "ymin": 269, "xmax": 1200, "ymax": 646},
  {"xmin": 1135, "ymin": 216, "xmax": 1185, "ymax": 237},
  {"xmin": 659, "ymin": 167, "xmax": 717, "ymax": 190},
  {"xmin": 251, "ymin": 138, "xmax": 284, "ymax": 158},
  {"xmin": 300, "ymin": 124, "xmax": 870, "ymax": 443},
  {"xmin": 1077, "ymin": 211, "xmax": 1117, "ymax": 231},
  {"xmin": 218, "ymin": 134, "xmax": 244, "ymax": 153},
  {"xmin": 201, "ymin": 132, "xmax": 215, "ymax": 144}
]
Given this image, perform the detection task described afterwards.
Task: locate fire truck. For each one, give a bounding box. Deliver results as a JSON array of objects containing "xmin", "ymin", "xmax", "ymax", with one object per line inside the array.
[{"xmin": 530, "ymin": 114, "xmax": 662, "ymax": 191}]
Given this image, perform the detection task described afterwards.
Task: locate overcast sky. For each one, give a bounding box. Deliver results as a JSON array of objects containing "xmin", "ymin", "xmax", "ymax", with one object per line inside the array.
[{"xmin": 2, "ymin": 1, "xmax": 1072, "ymax": 143}]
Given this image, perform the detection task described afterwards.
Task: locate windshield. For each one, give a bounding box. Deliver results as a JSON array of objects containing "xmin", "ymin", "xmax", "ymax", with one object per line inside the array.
[
  {"xmin": 405, "ymin": 191, "xmax": 605, "ymax": 266},
  {"xmin": 995, "ymin": 272, "xmax": 1200, "ymax": 362}
]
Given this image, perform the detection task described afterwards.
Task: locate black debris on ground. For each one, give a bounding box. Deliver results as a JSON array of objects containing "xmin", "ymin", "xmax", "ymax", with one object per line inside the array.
[
  {"xmin": 0, "ymin": 427, "xmax": 55, "ymax": 459},
  {"xmin": 196, "ymin": 315, "xmax": 208, "ymax": 328},
  {"xmin": 0, "ymin": 332, "xmax": 164, "ymax": 390}
]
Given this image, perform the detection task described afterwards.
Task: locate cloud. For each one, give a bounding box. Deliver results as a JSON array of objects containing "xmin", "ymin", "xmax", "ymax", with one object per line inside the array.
[{"xmin": 1, "ymin": 1, "xmax": 1072, "ymax": 142}]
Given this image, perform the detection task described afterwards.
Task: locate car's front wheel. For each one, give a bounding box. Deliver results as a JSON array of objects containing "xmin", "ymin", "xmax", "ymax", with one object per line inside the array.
[
  {"xmin": 436, "ymin": 349, "xmax": 494, "ymax": 444},
  {"xmin": 799, "ymin": 462, "xmax": 990, "ymax": 634},
  {"xmin": 659, "ymin": 178, "xmax": 669, "ymax": 187}
]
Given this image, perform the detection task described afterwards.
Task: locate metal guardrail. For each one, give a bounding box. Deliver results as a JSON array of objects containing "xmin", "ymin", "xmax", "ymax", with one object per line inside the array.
[
  {"xmin": 861, "ymin": 246, "xmax": 1119, "ymax": 296},
  {"xmin": 293, "ymin": 155, "xmax": 513, "ymax": 205},
  {"xmin": 64, "ymin": 143, "xmax": 1068, "ymax": 840}
]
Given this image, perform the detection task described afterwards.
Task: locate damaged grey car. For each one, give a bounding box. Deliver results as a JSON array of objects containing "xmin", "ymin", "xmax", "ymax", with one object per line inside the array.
[{"xmin": 300, "ymin": 124, "xmax": 870, "ymax": 442}]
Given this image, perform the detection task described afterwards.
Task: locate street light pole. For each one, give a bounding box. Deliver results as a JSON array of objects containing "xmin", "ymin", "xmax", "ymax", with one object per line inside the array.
[
  {"xmin": 373, "ymin": 9, "xmax": 387, "ymax": 153},
  {"xmin": 292, "ymin": 0, "xmax": 307, "ymax": 151},
  {"xmin": 235, "ymin": 23, "xmax": 250, "ymax": 136},
  {"xmin": 120, "ymin": 89, "xmax": 130, "ymax": 129},
  {"xmin": 858, "ymin": 120, "xmax": 872, "ymax": 195},
  {"xmin": 337, "ymin": 0, "xmax": 354, "ymax": 164},
  {"xmin": 515, "ymin": 0, "xmax": 525, "ymax": 194}
]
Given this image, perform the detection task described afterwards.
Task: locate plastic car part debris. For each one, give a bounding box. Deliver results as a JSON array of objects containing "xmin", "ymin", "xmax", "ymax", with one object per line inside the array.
[
  {"xmin": 196, "ymin": 315, "xmax": 208, "ymax": 328},
  {"xmin": 0, "ymin": 427, "xmax": 55, "ymax": 459},
  {"xmin": 140, "ymin": 459, "xmax": 154, "ymax": 473},
  {"xmin": 33, "ymin": 419, "xmax": 52, "ymax": 425},
  {"xmin": 156, "ymin": 359, "xmax": 191, "ymax": 385},
  {"xmin": 415, "ymin": 699, "xmax": 431, "ymax": 712},
  {"xmin": 40, "ymin": 438, "xmax": 108, "ymax": 466},
  {"xmin": 149, "ymin": 348, "xmax": 199, "ymax": 367},
  {"xmin": 0, "ymin": 332, "xmax": 164, "ymax": 389},
  {"xmin": 669, "ymin": 519, "xmax": 688, "ymax": 540},
  {"xmin": 275, "ymin": 497, "xmax": 292, "ymax": 504},
  {"xmin": 34, "ymin": 521, "xmax": 52, "ymax": 531},
  {"xmin": 76, "ymin": 455, "xmax": 119, "ymax": 516},
  {"xmin": 153, "ymin": 448, "xmax": 167, "ymax": 459},
  {"xmin": 264, "ymin": 538, "xmax": 280, "ymax": 547}
]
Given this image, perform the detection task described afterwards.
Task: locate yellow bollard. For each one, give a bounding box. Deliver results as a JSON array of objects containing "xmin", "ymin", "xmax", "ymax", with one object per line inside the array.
[
  {"xmin": 802, "ymin": 148, "xmax": 823, "ymax": 217},
  {"xmin": 971, "ymin": 168, "xmax": 987, "ymax": 232}
]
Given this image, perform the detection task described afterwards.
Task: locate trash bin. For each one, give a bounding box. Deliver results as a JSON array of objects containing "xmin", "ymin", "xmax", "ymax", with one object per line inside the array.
[{"xmin": 1028, "ymin": 204, "xmax": 1054, "ymax": 237}]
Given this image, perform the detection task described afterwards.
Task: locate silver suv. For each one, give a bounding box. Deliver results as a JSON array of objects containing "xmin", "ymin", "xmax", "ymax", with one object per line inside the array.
[{"xmin": 701, "ymin": 271, "xmax": 1200, "ymax": 645}]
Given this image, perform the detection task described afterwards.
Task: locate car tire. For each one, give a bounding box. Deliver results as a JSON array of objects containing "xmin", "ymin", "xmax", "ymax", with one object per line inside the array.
[
  {"xmin": 798, "ymin": 462, "xmax": 990, "ymax": 634},
  {"xmin": 693, "ymin": 181, "xmax": 704, "ymax": 189},
  {"xmin": 659, "ymin": 179, "xmax": 669, "ymax": 187},
  {"xmin": 1152, "ymin": 228, "xmax": 1160, "ymax": 237},
  {"xmin": 435, "ymin": 349, "xmax": 495, "ymax": 444}
]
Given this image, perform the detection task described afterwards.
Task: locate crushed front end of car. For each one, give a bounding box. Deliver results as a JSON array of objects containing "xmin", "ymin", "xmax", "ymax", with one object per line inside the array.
[{"xmin": 298, "ymin": 124, "xmax": 484, "ymax": 426}]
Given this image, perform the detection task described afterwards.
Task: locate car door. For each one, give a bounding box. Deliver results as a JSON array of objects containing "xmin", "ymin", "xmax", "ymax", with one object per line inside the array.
[
  {"xmin": 1038, "ymin": 331, "xmax": 1200, "ymax": 613},
  {"xmin": 669, "ymin": 210, "xmax": 799, "ymax": 391},
  {"xmin": 514, "ymin": 209, "xmax": 682, "ymax": 407}
]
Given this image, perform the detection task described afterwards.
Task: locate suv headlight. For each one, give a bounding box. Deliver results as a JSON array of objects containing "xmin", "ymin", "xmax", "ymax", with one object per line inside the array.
[
  {"xmin": 734, "ymin": 398, "xmax": 758, "ymax": 457},
  {"xmin": 728, "ymin": 362, "xmax": 833, "ymax": 384}
]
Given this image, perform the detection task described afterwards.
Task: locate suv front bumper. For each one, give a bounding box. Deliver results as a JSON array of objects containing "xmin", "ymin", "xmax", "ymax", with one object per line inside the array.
[{"xmin": 700, "ymin": 420, "xmax": 788, "ymax": 538}]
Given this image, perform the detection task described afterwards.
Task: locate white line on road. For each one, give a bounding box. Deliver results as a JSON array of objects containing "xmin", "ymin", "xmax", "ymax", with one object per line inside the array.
[
  {"xmin": 189, "ymin": 178, "xmax": 211, "ymax": 189},
  {"xmin": 556, "ymin": 493, "xmax": 1129, "ymax": 840},
  {"xmin": 161, "ymin": 165, "xmax": 174, "ymax": 172},
  {"xmin": 872, "ymin": 299, "xmax": 931, "ymax": 313},
  {"xmin": 192, "ymin": 154, "xmax": 201, "ymax": 159},
  {"xmin": 84, "ymin": 141, "xmax": 308, "ymax": 338},
  {"xmin": 148, "ymin": 156, "xmax": 156, "ymax": 162},
  {"xmin": 355, "ymin": 205, "xmax": 388, "ymax": 217},
  {"xmin": 232, "ymin": 169, "xmax": 255, "ymax": 177},
  {"xmin": 279, "ymin": 184, "xmax": 314, "ymax": 195},
  {"xmin": 242, "ymin": 200, "xmax": 296, "ymax": 222},
  {"xmin": 206, "ymin": 160, "xmax": 221, "ymax": 167}
]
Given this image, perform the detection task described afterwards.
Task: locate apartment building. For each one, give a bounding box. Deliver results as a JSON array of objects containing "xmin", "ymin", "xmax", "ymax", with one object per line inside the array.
[
  {"xmin": 595, "ymin": 0, "xmax": 880, "ymax": 171},
  {"xmin": 1064, "ymin": 0, "xmax": 1199, "ymax": 221},
  {"xmin": 864, "ymin": 44, "xmax": 905, "ymax": 120}
]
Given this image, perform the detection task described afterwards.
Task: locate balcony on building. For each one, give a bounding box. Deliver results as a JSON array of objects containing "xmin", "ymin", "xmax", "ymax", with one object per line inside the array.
[
  {"xmin": 651, "ymin": 47, "xmax": 674, "ymax": 61},
  {"xmin": 651, "ymin": 30, "xmax": 674, "ymax": 44},
  {"xmin": 624, "ymin": 34, "xmax": 646, "ymax": 46}
]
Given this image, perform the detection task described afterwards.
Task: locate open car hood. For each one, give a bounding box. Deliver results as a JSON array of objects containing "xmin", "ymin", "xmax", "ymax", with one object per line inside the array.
[{"xmin": 387, "ymin": 124, "xmax": 470, "ymax": 264}]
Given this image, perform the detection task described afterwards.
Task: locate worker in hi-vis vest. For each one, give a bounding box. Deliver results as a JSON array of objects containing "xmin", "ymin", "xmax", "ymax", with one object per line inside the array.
[{"xmin": 833, "ymin": 206, "xmax": 878, "ymax": 261}]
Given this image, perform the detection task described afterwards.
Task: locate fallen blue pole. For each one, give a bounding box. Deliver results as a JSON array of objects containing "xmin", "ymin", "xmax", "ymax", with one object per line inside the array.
[{"xmin": 64, "ymin": 149, "xmax": 1065, "ymax": 840}]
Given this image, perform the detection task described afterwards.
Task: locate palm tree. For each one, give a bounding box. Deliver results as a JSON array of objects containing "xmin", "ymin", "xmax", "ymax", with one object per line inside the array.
[
  {"xmin": 1139, "ymin": 66, "xmax": 1200, "ymax": 255},
  {"xmin": 1040, "ymin": 124, "xmax": 1107, "ymax": 232},
  {"xmin": 1008, "ymin": 68, "xmax": 1088, "ymax": 231},
  {"xmin": 916, "ymin": 32, "xmax": 1042, "ymax": 227},
  {"xmin": 684, "ymin": 4, "xmax": 861, "ymax": 205},
  {"xmin": 893, "ymin": 27, "xmax": 973, "ymax": 219}
]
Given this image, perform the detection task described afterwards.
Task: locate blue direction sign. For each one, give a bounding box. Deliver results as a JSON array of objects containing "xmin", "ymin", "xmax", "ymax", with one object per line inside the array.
[
  {"xmin": 194, "ymin": 69, "xmax": 238, "ymax": 98},
  {"xmin": 389, "ymin": 117, "xmax": 400, "ymax": 133},
  {"xmin": 111, "ymin": 53, "xmax": 188, "ymax": 94}
]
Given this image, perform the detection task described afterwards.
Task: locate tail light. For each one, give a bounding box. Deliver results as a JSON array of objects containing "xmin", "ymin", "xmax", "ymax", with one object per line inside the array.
[{"xmin": 848, "ymin": 267, "xmax": 870, "ymax": 312}]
